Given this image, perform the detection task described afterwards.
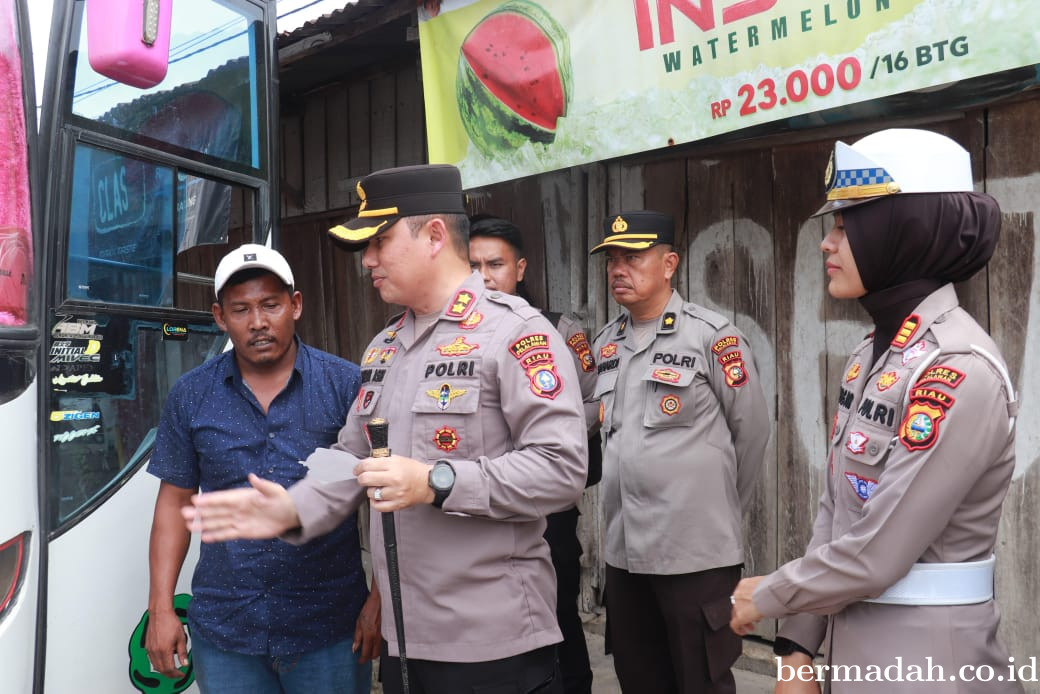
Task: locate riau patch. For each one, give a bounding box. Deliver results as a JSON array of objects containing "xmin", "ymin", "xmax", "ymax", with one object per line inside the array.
[
  {"xmin": 363, "ymin": 348, "xmax": 379, "ymax": 365},
  {"xmin": 460, "ymin": 311, "xmax": 483, "ymax": 330},
  {"xmin": 876, "ymin": 371, "xmax": 899, "ymax": 391},
  {"xmin": 899, "ymin": 401, "xmax": 945, "ymax": 451},
  {"xmin": 845, "ymin": 363, "xmax": 861, "ymax": 383},
  {"xmin": 712, "ymin": 335, "xmax": 739, "ymax": 355},
  {"xmin": 846, "ymin": 431, "xmax": 868, "ymax": 455},
  {"xmin": 844, "ymin": 472, "xmax": 878, "ymax": 502},
  {"xmin": 433, "ymin": 426, "xmax": 460, "ymax": 453},
  {"xmin": 718, "ymin": 350, "xmax": 743, "ymax": 367},
  {"xmin": 511, "ymin": 334, "xmax": 550, "ymax": 359},
  {"xmin": 901, "ymin": 340, "xmax": 928, "ymax": 365},
  {"xmin": 918, "ymin": 365, "xmax": 966, "ymax": 388},
  {"xmin": 660, "ymin": 394, "xmax": 682, "ymax": 416},
  {"xmin": 437, "ymin": 336, "xmax": 480, "ymax": 357},
  {"xmin": 723, "ymin": 359, "xmax": 748, "ymax": 388},
  {"xmin": 891, "ymin": 314, "xmax": 921, "ymax": 348},
  {"xmin": 651, "ymin": 368, "xmax": 681, "ymax": 384},
  {"xmin": 426, "ymin": 383, "xmax": 467, "ymax": 411},
  {"xmin": 566, "ymin": 332, "xmax": 596, "ymax": 373},
  {"xmin": 600, "ymin": 343, "xmax": 618, "ymax": 359},
  {"xmin": 908, "ymin": 386, "xmax": 955, "ymax": 409},
  {"xmin": 447, "ymin": 290, "xmax": 475, "ymax": 317},
  {"xmin": 528, "ymin": 363, "xmax": 563, "ymax": 399},
  {"xmin": 379, "ymin": 346, "xmax": 397, "ymax": 364}
]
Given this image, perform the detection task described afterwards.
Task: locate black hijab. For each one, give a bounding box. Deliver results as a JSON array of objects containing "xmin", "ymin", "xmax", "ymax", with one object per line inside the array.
[{"xmin": 842, "ymin": 192, "xmax": 1001, "ymax": 365}]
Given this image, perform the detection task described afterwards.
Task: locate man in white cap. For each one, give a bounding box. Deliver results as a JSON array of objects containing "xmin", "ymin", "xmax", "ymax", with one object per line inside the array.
[
  {"xmin": 145, "ymin": 244, "xmax": 380, "ymax": 694},
  {"xmin": 730, "ymin": 129, "xmax": 1021, "ymax": 693}
]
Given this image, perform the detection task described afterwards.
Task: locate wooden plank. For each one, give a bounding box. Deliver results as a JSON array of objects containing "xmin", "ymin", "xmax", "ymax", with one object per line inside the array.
[
  {"xmin": 281, "ymin": 114, "xmax": 303, "ymax": 217},
  {"xmin": 540, "ymin": 169, "xmax": 588, "ymax": 314},
  {"xmin": 348, "ymin": 81, "xmax": 371, "ymax": 205},
  {"xmin": 302, "ymin": 94, "xmax": 328, "ymax": 214},
  {"xmin": 370, "ymin": 73, "xmax": 397, "ymax": 173},
  {"xmin": 327, "ymin": 86, "xmax": 353, "ymax": 211},
  {"xmin": 981, "ymin": 97, "xmax": 1040, "ymax": 666},
  {"xmin": 396, "ymin": 63, "xmax": 426, "ymax": 166}
]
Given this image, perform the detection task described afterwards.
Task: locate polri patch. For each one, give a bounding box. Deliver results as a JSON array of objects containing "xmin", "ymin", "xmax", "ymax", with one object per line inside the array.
[
  {"xmin": 446, "ymin": 290, "xmax": 475, "ymax": 317},
  {"xmin": 566, "ymin": 332, "xmax": 595, "ymax": 373},
  {"xmin": 660, "ymin": 394, "xmax": 681, "ymax": 416},
  {"xmin": 511, "ymin": 334, "xmax": 550, "ymax": 359},
  {"xmin": 712, "ymin": 336, "xmax": 739, "ymax": 355},
  {"xmin": 899, "ymin": 400, "xmax": 945, "ymax": 451},
  {"xmin": 723, "ymin": 359, "xmax": 748, "ymax": 388},
  {"xmin": 528, "ymin": 363, "xmax": 563, "ymax": 399},
  {"xmin": 844, "ymin": 472, "xmax": 878, "ymax": 501},
  {"xmin": 891, "ymin": 314, "xmax": 921, "ymax": 348},
  {"xmin": 918, "ymin": 365, "xmax": 966, "ymax": 388},
  {"xmin": 876, "ymin": 371, "xmax": 899, "ymax": 391},
  {"xmin": 426, "ymin": 384, "xmax": 467, "ymax": 411},
  {"xmin": 433, "ymin": 426, "xmax": 460, "ymax": 453},
  {"xmin": 437, "ymin": 336, "xmax": 479, "ymax": 357}
]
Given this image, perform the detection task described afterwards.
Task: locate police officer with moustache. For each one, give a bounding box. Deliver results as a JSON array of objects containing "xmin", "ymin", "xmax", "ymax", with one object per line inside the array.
[
  {"xmin": 469, "ymin": 215, "xmax": 601, "ymax": 694},
  {"xmin": 181, "ymin": 164, "xmax": 588, "ymax": 694},
  {"xmin": 590, "ymin": 211, "xmax": 769, "ymax": 694},
  {"xmin": 730, "ymin": 130, "xmax": 1021, "ymax": 694}
]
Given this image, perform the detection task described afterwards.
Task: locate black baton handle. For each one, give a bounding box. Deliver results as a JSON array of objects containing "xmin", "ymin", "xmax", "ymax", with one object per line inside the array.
[{"xmin": 367, "ymin": 418, "xmax": 409, "ymax": 694}]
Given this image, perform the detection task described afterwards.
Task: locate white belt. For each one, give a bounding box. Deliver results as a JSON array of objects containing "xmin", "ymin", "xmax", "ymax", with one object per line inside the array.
[{"xmin": 865, "ymin": 555, "xmax": 995, "ymax": 606}]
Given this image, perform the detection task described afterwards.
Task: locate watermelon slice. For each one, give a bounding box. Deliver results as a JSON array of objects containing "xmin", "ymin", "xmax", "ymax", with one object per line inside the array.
[{"xmin": 456, "ymin": 0, "xmax": 572, "ymax": 156}]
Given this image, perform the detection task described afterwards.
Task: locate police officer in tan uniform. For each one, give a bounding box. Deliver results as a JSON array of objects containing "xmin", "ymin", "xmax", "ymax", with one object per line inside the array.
[
  {"xmin": 730, "ymin": 129, "xmax": 1022, "ymax": 694},
  {"xmin": 183, "ymin": 164, "xmax": 587, "ymax": 694},
  {"xmin": 469, "ymin": 215, "xmax": 600, "ymax": 694},
  {"xmin": 590, "ymin": 211, "xmax": 769, "ymax": 693}
]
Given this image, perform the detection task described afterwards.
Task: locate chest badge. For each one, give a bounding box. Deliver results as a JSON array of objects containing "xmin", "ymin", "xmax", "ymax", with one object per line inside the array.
[
  {"xmin": 460, "ymin": 311, "xmax": 483, "ymax": 330},
  {"xmin": 363, "ymin": 348, "xmax": 379, "ymax": 365},
  {"xmin": 901, "ymin": 340, "xmax": 928, "ymax": 365},
  {"xmin": 651, "ymin": 368, "xmax": 681, "ymax": 384},
  {"xmin": 660, "ymin": 394, "xmax": 682, "ymax": 416},
  {"xmin": 437, "ymin": 336, "xmax": 479, "ymax": 357},
  {"xmin": 427, "ymin": 383, "xmax": 467, "ymax": 411},
  {"xmin": 846, "ymin": 431, "xmax": 868, "ymax": 454},
  {"xmin": 876, "ymin": 371, "xmax": 899, "ymax": 391},
  {"xmin": 600, "ymin": 343, "xmax": 618, "ymax": 359},
  {"xmin": 844, "ymin": 472, "xmax": 878, "ymax": 502},
  {"xmin": 433, "ymin": 426, "xmax": 460, "ymax": 453},
  {"xmin": 845, "ymin": 363, "xmax": 861, "ymax": 383},
  {"xmin": 379, "ymin": 346, "xmax": 398, "ymax": 364}
]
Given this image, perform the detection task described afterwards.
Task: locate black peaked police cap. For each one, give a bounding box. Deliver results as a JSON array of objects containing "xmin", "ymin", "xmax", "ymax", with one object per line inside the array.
[
  {"xmin": 590, "ymin": 210, "xmax": 675, "ymax": 254},
  {"xmin": 328, "ymin": 164, "xmax": 467, "ymax": 249}
]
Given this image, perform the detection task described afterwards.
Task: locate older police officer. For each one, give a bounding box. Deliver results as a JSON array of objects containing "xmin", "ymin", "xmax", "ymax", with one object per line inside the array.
[
  {"xmin": 591, "ymin": 211, "xmax": 769, "ymax": 693},
  {"xmin": 181, "ymin": 164, "xmax": 587, "ymax": 694}
]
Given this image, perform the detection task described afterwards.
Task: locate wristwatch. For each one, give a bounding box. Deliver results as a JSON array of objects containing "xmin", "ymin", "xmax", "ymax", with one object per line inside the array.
[{"xmin": 428, "ymin": 460, "xmax": 456, "ymax": 508}]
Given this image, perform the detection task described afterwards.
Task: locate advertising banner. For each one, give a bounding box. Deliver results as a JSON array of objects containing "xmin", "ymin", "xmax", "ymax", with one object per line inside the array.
[{"xmin": 419, "ymin": 0, "xmax": 1040, "ymax": 188}]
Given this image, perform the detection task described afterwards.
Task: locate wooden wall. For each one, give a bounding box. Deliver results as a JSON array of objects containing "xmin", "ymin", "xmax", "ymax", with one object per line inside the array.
[{"xmin": 279, "ymin": 60, "xmax": 1040, "ymax": 671}]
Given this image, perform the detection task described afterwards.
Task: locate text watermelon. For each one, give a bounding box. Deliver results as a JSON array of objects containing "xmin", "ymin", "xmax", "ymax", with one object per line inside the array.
[{"xmin": 456, "ymin": 0, "xmax": 572, "ymax": 156}]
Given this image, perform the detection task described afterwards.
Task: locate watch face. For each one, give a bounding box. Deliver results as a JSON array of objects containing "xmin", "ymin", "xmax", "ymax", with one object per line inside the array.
[{"xmin": 431, "ymin": 463, "xmax": 455, "ymax": 490}]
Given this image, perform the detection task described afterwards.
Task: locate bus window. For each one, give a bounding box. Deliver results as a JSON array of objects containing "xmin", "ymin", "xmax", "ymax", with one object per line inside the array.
[
  {"xmin": 70, "ymin": 0, "xmax": 266, "ymax": 173},
  {"xmin": 48, "ymin": 314, "xmax": 224, "ymax": 530}
]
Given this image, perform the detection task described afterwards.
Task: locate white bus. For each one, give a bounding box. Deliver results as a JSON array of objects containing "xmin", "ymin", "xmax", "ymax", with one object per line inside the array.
[{"xmin": 0, "ymin": 1, "xmax": 279, "ymax": 691}]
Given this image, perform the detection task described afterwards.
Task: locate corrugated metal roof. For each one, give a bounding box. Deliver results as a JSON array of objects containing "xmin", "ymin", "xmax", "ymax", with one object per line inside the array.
[{"xmin": 277, "ymin": 0, "xmax": 404, "ymax": 44}]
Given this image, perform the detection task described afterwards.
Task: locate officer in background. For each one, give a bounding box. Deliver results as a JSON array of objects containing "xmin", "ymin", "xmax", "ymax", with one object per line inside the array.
[
  {"xmin": 469, "ymin": 214, "xmax": 601, "ymax": 694},
  {"xmin": 181, "ymin": 164, "xmax": 588, "ymax": 694},
  {"xmin": 730, "ymin": 130, "xmax": 1021, "ymax": 693},
  {"xmin": 590, "ymin": 211, "xmax": 769, "ymax": 694}
]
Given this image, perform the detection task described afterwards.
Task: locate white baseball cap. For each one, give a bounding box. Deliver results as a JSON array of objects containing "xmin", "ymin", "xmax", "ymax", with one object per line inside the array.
[
  {"xmin": 213, "ymin": 243, "xmax": 295, "ymax": 297},
  {"xmin": 813, "ymin": 128, "xmax": 974, "ymax": 217}
]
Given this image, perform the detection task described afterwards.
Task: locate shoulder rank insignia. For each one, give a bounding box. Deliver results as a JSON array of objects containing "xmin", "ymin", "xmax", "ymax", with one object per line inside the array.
[
  {"xmin": 437, "ymin": 336, "xmax": 479, "ymax": 357},
  {"xmin": 918, "ymin": 365, "xmax": 966, "ymax": 388},
  {"xmin": 617, "ymin": 317, "xmax": 627, "ymax": 337},
  {"xmin": 566, "ymin": 332, "xmax": 595, "ymax": 372},
  {"xmin": 661, "ymin": 312, "xmax": 677, "ymax": 330},
  {"xmin": 845, "ymin": 362, "xmax": 861, "ymax": 383},
  {"xmin": 891, "ymin": 314, "xmax": 921, "ymax": 348},
  {"xmin": 901, "ymin": 340, "xmax": 928, "ymax": 365},
  {"xmin": 460, "ymin": 311, "xmax": 483, "ymax": 330},
  {"xmin": 446, "ymin": 290, "xmax": 475, "ymax": 317},
  {"xmin": 433, "ymin": 426, "xmax": 460, "ymax": 453},
  {"xmin": 844, "ymin": 472, "xmax": 878, "ymax": 502},
  {"xmin": 876, "ymin": 371, "xmax": 899, "ymax": 391},
  {"xmin": 427, "ymin": 383, "xmax": 467, "ymax": 411},
  {"xmin": 511, "ymin": 334, "xmax": 550, "ymax": 359},
  {"xmin": 712, "ymin": 336, "xmax": 739, "ymax": 355},
  {"xmin": 660, "ymin": 394, "xmax": 681, "ymax": 416}
]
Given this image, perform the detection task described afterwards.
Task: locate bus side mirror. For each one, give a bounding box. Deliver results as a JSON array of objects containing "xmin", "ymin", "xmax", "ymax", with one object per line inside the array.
[{"xmin": 87, "ymin": 0, "xmax": 172, "ymax": 89}]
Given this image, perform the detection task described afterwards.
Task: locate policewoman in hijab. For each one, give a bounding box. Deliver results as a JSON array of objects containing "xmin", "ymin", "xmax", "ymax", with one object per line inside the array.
[{"xmin": 730, "ymin": 129, "xmax": 1022, "ymax": 693}]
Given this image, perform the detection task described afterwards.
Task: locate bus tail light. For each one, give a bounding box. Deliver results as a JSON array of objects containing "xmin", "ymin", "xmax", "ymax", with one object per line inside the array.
[{"xmin": 0, "ymin": 532, "xmax": 28, "ymax": 620}]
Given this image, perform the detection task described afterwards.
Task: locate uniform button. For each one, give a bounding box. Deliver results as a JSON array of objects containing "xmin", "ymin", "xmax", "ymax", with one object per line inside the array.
[
  {"xmin": 489, "ymin": 291, "xmax": 501, "ymax": 299},
  {"xmin": 867, "ymin": 444, "xmax": 878, "ymax": 455},
  {"xmin": 268, "ymin": 432, "xmax": 275, "ymax": 439}
]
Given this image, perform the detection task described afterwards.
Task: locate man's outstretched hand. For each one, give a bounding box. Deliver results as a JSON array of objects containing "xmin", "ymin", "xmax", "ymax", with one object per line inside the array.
[{"xmin": 182, "ymin": 473, "xmax": 300, "ymax": 542}]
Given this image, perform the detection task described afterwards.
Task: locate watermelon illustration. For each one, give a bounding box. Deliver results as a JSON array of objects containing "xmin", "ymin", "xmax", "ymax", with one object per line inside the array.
[{"xmin": 456, "ymin": 0, "xmax": 572, "ymax": 157}]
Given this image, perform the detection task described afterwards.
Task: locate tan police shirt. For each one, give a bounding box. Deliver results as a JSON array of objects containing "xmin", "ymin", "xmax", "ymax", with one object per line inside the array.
[
  {"xmin": 756, "ymin": 284, "xmax": 1020, "ymax": 693},
  {"xmin": 593, "ymin": 290, "xmax": 769, "ymax": 575},
  {"xmin": 285, "ymin": 272, "xmax": 588, "ymax": 663}
]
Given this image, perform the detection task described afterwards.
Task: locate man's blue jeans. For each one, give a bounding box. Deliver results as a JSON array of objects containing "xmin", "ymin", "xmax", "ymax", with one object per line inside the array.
[{"xmin": 192, "ymin": 631, "xmax": 372, "ymax": 694}]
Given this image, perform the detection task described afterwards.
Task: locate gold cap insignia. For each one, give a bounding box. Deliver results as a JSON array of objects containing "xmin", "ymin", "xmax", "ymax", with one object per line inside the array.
[
  {"xmin": 357, "ymin": 181, "xmax": 367, "ymax": 211},
  {"xmin": 611, "ymin": 216, "xmax": 628, "ymax": 233}
]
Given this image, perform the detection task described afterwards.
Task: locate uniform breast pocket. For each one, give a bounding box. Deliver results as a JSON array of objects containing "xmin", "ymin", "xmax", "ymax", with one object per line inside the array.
[
  {"xmin": 593, "ymin": 370, "xmax": 618, "ymax": 431},
  {"xmin": 839, "ymin": 419, "xmax": 895, "ymax": 507},
  {"xmin": 411, "ymin": 377, "xmax": 481, "ymax": 461},
  {"xmin": 641, "ymin": 366, "xmax": 699, "ymax": 429}
]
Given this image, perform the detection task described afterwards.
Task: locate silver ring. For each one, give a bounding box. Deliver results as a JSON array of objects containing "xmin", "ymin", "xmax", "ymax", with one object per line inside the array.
[
  {"xmin": 730, "ymin": 595, "xmax": 736, "ymax": 605},
  {"xmin": 373, "ymin": 487, "xmax": 383, "ymax": 502}
]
